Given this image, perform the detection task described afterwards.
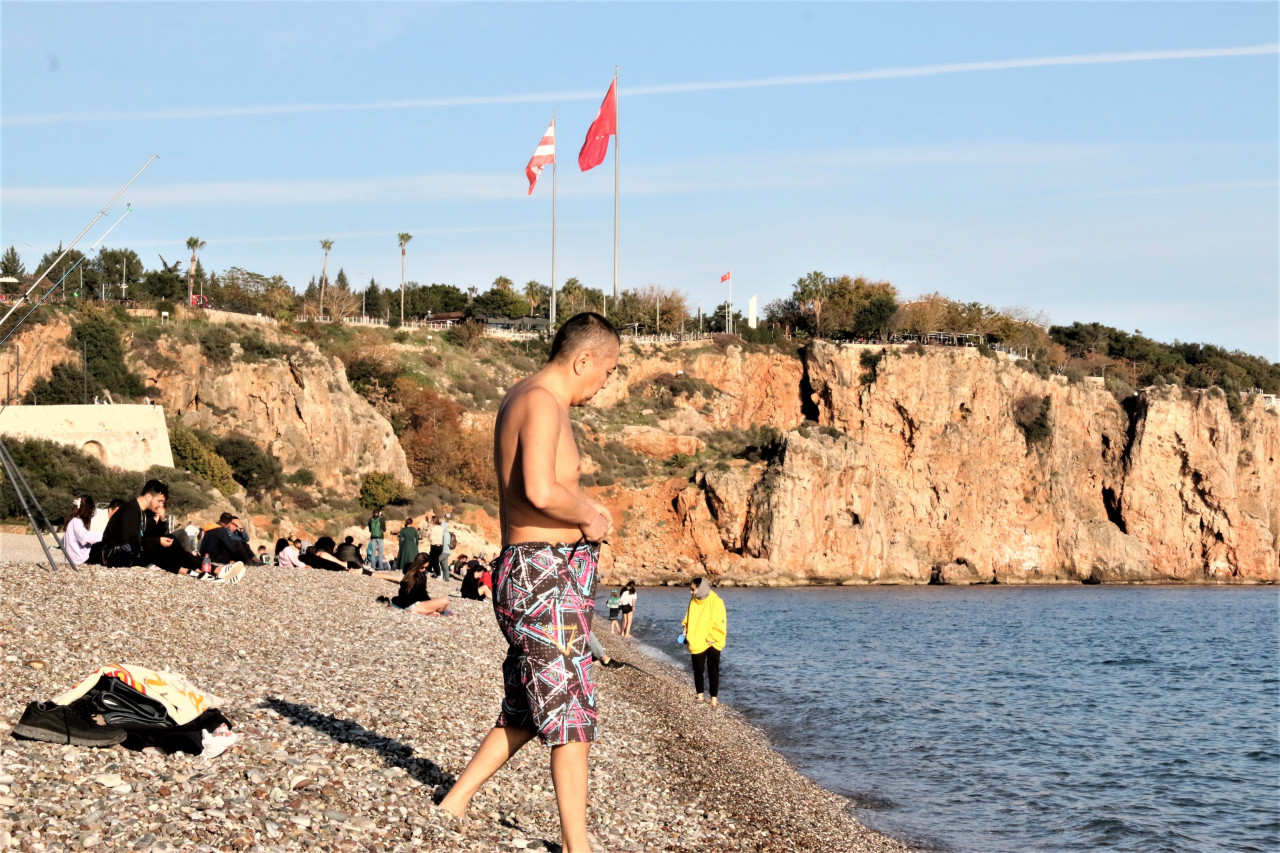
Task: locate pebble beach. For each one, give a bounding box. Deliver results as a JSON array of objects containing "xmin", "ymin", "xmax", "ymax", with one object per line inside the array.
[{"xmin": 0, "ymin": 562, "xmax": 913, "ymax": 853}]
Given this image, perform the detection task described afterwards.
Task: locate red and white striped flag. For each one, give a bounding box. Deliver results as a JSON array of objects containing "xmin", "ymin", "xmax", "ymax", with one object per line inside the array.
[
  {"xmin": 526, "ymin": 119, "xmax": 556, "ymax": 195},
  {"xmin": 721, "ymin": 271, "xmax": 731, "ymax": 283}
]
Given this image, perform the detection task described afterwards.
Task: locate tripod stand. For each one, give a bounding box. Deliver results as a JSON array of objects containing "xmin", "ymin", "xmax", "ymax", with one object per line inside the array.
[{"xmin": 0, "ymin": 438, "xmax": 69, "ymax": 570}]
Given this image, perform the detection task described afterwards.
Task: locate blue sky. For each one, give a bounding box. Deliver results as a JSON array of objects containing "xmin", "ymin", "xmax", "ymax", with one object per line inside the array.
[{"xmin": 2, "ymin": 1, "xmax": 1276, "ymax": 359}]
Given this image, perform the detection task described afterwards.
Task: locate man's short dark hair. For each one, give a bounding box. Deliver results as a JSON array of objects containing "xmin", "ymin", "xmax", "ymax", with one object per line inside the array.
[
  {"xmin": 218, "ymin": 512, "xmax": 235, "ymax": 525},
  {"xmin": 140, "ymin": 479, "xmax": 169, "ymax": 497},
  {"xmin": 549, "ymin": 313, "xmax": 620, "ymax": 363},
  {"xmin": 344, "ymin": 535, "xmax": 354, "ymax": 544},
  {"xmin": 108, "ymin": 499, "xmax": 126, "ymax": 511}
]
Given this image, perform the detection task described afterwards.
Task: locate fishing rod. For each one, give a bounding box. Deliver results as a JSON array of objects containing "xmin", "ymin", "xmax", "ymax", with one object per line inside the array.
[
  {"xmin": 0, "ymin": 205, "xmax": 135, "ymax": 353},
  {"xmin": 0, "ymin": 154, "xmax": 157, "ymax": 332}
]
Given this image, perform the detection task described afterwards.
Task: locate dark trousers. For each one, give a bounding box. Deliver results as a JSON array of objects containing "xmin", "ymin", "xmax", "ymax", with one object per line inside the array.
[
  {"xmin": 691, "ymin": 647, "xmax": 721, "ymax": 698},
  {"xmin": 141, "ymin": 539, "xmax": 204, "ymax": 574}
]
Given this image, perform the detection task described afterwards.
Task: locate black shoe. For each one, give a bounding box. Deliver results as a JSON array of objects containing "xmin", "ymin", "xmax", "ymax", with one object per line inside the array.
[
  {"xmin": 13, "ymin": 701, "xmax": 127, "ymax": 747},
  {"xmin": 604, "ymin": 658, "xmax": 625, "ymax": 669}
]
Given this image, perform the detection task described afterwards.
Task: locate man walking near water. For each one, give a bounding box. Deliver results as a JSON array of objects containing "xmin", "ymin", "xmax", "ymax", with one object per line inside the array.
[{"xmin": 439, "ymin": 313, "xmax": 618, "ymax": 853}]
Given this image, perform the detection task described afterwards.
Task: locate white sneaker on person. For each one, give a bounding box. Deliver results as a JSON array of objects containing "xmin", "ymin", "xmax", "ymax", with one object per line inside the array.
[
  {"xmin": 213, "ymin": 562, "xmax": 246, "ymax": 584},
  {"xmin": 212, "ymin": 561, "xmax": 244, "ymax": 580}
]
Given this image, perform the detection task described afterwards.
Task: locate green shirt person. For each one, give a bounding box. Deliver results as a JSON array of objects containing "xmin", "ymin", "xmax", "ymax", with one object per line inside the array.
[{"xmin": 368, "ymin": 508, "xmax": 387, "ymax": 570}]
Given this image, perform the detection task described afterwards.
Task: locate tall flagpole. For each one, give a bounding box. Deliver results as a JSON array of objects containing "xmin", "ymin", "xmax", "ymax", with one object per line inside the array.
[
  {"xmin": 612, "ymin": 65, "xmax": 620, "ymax": 306},
  {"xmin": 551, "ymin": 112, "xmax": 558, "ymax": 328}
]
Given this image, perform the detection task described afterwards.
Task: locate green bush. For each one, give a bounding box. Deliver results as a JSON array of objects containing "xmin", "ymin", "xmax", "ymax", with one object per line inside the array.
[
  {"xmin": 24, "ymin": 311, "xmax": 146, "ymax": 404},
  {"xmin": 0, "ymin": 439, "xmax": 214, "ymax": 527},
  {"xmin": 446, "ymin": 321, "xmax": 486, "ymax": 351},
  {"xmin": 1104, "ymin": 375, "xmax": 1135, "ymax": 404},
  {"xmin": 359, "ymin": 471, "xmax": 412, "ymax": 510},
  {"xmin": 200, "ymin": 326, "xmax": 236, "ymax": 362},
  {"xmin": 1063, "ymin": 365, "xmax": 1086, "ymax": 384},
  {"xmin": 215, "ymin": 434, "xmax": 283, "ymax": 495},
  {"xmin": 284, "ymin": 468, "xmax": 316, "ymax": 487},
  {"xmin": 169, "ymin": 422, "xmax": 238, "ymax": 496},
  {"xmin": 238, "ymin": 331, "xmax": 291, "ymax": 362},
  {"xmin": 1013, "ymin": 395, "xmax": 1052, "ymax": 447},
  {"xmin": 859, "ymin": 349, "xmax": 884, "ymax": 384}
]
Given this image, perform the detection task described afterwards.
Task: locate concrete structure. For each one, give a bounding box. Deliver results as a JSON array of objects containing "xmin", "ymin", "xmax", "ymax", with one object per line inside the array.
[{"xmin": 0, "ymin": 404, "xmax": 175, "ymax": 471}]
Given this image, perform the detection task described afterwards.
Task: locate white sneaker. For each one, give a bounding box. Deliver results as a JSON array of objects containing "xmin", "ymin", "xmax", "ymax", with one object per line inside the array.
[
  {"xmin": 213, "ymin": 561, "xmax": 244, "ymax": 580},
  {"xmin": 218, "ymin": 564, "xmax": 247, "ymax": 585}
]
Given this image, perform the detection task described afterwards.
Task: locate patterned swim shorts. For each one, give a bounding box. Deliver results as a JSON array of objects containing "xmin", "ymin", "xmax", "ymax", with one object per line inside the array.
[{"xmin": 492, "ymin": 540, "xmax": 599, "ymax": 745}]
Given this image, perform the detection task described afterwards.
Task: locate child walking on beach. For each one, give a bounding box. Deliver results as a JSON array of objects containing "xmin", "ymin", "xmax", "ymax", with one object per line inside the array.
[
  {"xmin": 681, "ymin": 577, "xmax": 727, "ymax": 707},
  {"xmin": 606, "ymin": 588, "xmax": 622, "ymax": 634},
  {"xmin": 618, "ymin": 580, "xmax": 637, "ymax": 638}
]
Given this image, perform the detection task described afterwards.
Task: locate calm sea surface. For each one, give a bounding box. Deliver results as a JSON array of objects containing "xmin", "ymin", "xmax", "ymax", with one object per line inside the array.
[{"xmin": 609, "ymin": 585, "xmax": 1279, "ymax": 853}]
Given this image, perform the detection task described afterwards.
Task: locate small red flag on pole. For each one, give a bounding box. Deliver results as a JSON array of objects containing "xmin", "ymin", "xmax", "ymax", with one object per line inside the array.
[
  {"xmin": 526, "ymin": 119, "xmax": 556, "ymax": 195},
  {"xmin": 578, "ymin": 78, "xmax": 618, "ymax": 172},
  {"xmin": 721, "ymin": 271, "xmax": 731, "ymax": 283}
]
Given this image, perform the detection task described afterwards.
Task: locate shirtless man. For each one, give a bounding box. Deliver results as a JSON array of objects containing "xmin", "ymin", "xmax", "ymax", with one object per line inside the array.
[{"xmin": 439, "ymin": 312, "xmax": 618, "ymax": 853}]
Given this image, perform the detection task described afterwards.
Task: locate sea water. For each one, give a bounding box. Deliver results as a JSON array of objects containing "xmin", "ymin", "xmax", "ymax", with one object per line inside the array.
[{"xmin": 612, "ymin": 585, "xmax": 1279, "ymax": 853}]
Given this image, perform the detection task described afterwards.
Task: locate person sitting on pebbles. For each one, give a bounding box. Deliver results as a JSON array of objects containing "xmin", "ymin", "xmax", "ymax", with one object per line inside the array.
[{"xmin": 373, "ymin": 554, "xmax": 452, "ymax": 616}]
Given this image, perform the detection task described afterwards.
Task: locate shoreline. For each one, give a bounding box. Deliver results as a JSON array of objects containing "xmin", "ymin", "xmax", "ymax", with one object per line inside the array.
[{"xmin": 0, "ymin": 562, "xmax": 913, "ymax": 852}]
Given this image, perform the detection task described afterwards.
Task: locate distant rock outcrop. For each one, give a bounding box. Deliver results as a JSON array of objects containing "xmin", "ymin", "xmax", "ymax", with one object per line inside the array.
[
  {"xmin": 608, "ymin": 341, "xmax": 1278, "ymax": 585},
  {"xmin": 129, "ymin": 332, "xmax": 411, "ymax": 493}
]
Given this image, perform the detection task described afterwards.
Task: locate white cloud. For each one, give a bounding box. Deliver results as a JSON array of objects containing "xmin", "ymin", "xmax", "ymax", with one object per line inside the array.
[
  {"xmin": 0, "ymin": 142, "xmax": 1117, "ymax": 209},
  {"xmin": 4, "ymin": 44, "xmax": 1274, "ymax": 126}
]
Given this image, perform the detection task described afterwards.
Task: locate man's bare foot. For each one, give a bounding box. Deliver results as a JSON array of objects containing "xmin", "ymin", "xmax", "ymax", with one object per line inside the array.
[
  {"xmin": 709, "ymin": 697, "xmax": 719, "ymax": 708},
  {"xmin": 695, "ymin": 693, "xmax": 704, "ymax": 703}
]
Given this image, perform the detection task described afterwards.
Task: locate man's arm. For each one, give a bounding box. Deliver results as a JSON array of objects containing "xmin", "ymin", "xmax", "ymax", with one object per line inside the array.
[{"xmin": 519, "ymin": 390, "xmax": 602, "ymax": 529}]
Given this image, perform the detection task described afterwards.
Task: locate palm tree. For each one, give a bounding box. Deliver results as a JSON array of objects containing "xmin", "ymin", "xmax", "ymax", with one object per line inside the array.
[
  {"xmin": 319, "ymin": 239, "xmax": 334, "ymax": 319},
  {"xmin": 523, "ymin": 280, "xmax": 544, "ymax": 317},
  {"xmin": 796, "ymin": 270, "xmax": 830, "ymax": 337},
  {"xmin": 397, "ymin": 233, "xmax": 412, "ymax": 325},
  {"xmin": 186, "ymin": 237, "xmax": 206, "ymax": 307}
]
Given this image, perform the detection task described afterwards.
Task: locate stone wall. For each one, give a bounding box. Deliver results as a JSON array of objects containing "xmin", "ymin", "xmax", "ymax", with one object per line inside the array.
[{"xmin": 0, "ymin": 404, "xmax": 175, "ymax": 470}]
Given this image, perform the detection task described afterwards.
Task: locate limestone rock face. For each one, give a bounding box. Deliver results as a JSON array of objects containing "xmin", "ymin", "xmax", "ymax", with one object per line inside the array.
[
  {"xmin": 130, "ymin": 336, "xmax": 411, "ymax": 493},
  {"xmin": 1120, "ymin": 387, "xmax": 1279, "ymax": 582},
  {"xmin": 590, "ymin": 341, "xmax": 805, "ymax": 431},
  {"xmin": 651, "ymin": 342, "xmax": 1279, "ymax": 585},
  {"xmin": 619, "ymin": 426, "xmax": 706, "ymax": 459}
]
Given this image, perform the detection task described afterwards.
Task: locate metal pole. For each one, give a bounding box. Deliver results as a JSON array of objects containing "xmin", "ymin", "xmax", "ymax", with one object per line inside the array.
[
  {"xmin": 612, "ymin": 66, "xmax": 619, "ymax": 302},
  {"xmin": 551, "ymin": 112, "xmax": 558, "ymax": 327},
  {"xmin": 0, "ymin": 155, "xmax": 157, "ymax": 331}
]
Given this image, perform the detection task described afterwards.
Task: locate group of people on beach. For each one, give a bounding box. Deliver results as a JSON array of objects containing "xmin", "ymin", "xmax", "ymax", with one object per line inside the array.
[
  {"xmin": 61, "ymin": 482, "xmax": 250, "ymax": 584},
  {"xmin": 59, "ymin": 312, "xmax": 728, "ymax": 853}
]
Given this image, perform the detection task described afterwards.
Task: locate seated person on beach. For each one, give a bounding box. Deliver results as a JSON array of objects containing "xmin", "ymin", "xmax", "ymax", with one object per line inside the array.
[
  {"xmin": 334, "ymin": 535, "xmax": 364, "ymax": 568},
  {"xmin": 460, "ymin": 560, "xmax": 492, "ymax": 601},
  {"xmin": 275, "ymin": 538, "xmax": 305, "ymax": 568},
  {"xmin": 300, "ymin": 536, "xmax": 357, "ymax": 571},
  {"xmin": 257, "ymin": 545, "xmax": 271, "ymax": 565},
  {"xmin": 62, "ymin": 496, "xmax": 102, "ymax": 567},
  {"xmin": 200, "ymin": 514, "xmax": 257, "ymax": 565},
  {"xmin": 101, "ymin": 480, "xmax": 243, "ymax": 581},
  {"xmin": 374, "ymin": 554, "xmax": 451, "ymax": 616},
  {"xmin": 450, "ymin": 553, "xmax": 470, "ymax": 579}
]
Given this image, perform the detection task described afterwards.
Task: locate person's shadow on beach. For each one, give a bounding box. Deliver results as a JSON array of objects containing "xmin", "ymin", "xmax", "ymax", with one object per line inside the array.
[{"xmin": 261, "ymin": 697, "xmax": 455, "ymax": 793}]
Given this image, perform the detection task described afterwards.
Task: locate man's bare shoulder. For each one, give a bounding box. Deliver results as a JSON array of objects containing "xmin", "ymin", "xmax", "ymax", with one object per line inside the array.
[{"xmin": 499, "ymin": 379, "xmax": 562, "ymax": 421}]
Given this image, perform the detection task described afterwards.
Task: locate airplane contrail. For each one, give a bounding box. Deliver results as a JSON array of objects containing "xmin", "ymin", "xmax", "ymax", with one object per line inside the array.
[{"xmin": 4, "ymin": 44, "xmax": 1275, "ymax": 126}]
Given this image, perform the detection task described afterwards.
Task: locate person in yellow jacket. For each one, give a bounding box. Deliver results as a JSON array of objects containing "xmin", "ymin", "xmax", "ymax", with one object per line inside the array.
[{"xmin": 680, "ymin": 577, "xmax": 727, "ymax": 707}]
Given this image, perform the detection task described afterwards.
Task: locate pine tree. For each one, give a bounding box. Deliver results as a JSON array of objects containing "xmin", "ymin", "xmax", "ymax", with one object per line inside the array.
[{"xmin": 0, "ymin": 246, "xmax": 25, "ymax": 280}]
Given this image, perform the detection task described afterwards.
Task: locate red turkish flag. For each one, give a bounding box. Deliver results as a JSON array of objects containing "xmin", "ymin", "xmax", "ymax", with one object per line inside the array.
[
  {"xmin": 721, "ymin": 272, "xmax": 731, "ymax": 283},
  {"xmin": 578, "ymin": 78, "xmax": 617, "ymax": 172}
]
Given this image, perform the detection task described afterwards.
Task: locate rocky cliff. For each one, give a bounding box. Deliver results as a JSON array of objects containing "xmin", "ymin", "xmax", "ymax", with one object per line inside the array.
[
  {"xmin": 604, "ymin": 342, "xmax": 1278, "ymax": 585},
  {"xmin": 129, "ymin": 331, "xmax": 411, "ymax": 493}
]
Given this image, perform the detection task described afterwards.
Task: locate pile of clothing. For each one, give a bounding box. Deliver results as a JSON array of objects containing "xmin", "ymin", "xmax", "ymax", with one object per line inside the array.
[{"xmin": 14, "ymin": 664, "xmax": 236, "ymax": 756}]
